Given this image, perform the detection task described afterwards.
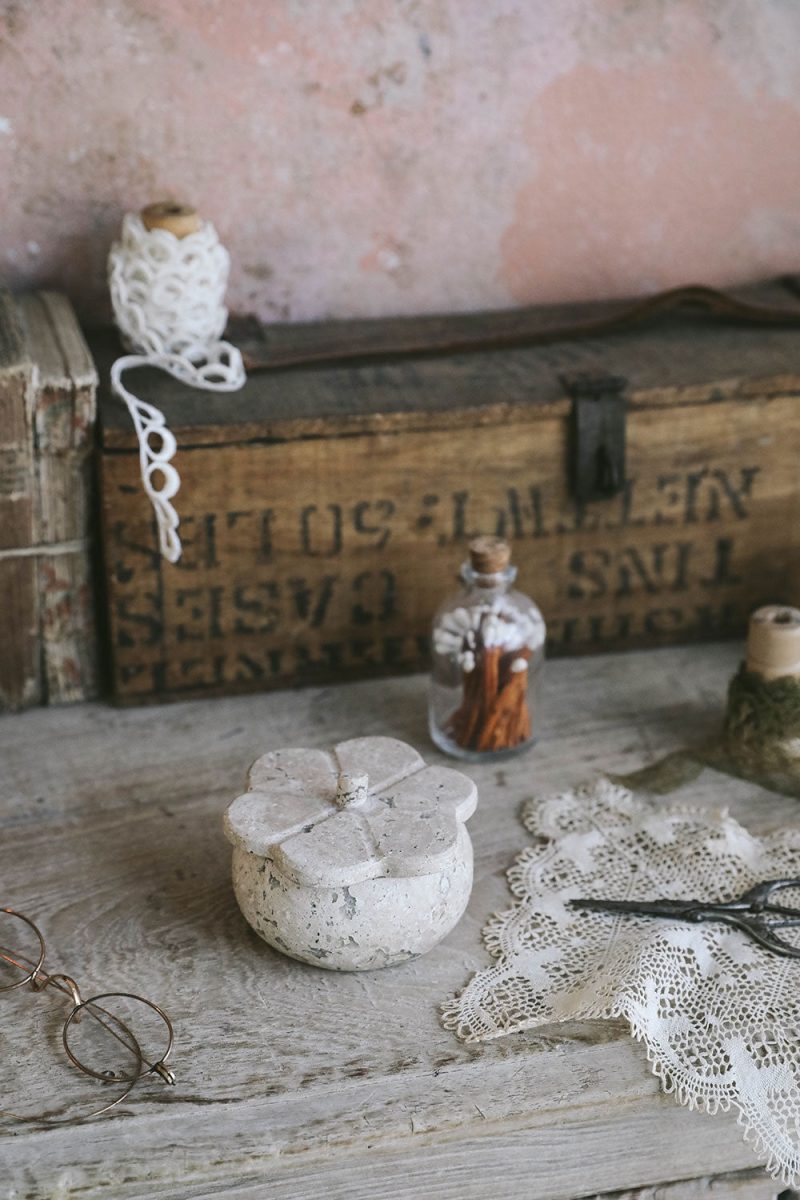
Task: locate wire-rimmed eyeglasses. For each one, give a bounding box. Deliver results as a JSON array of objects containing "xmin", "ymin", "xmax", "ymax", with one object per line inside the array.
[{"xmin": 1, "ymin": 906, "xmax": 175, "ymax": 1120}]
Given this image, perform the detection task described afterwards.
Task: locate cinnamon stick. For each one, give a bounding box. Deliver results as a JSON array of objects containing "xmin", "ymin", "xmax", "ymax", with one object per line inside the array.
[
  {"xmin": 476, "ymin": 668, "xmax": 528, "ymax": 751},
  {"xmin": 449, "ymin": 642, "xmax": 532, "ymax": 752}
]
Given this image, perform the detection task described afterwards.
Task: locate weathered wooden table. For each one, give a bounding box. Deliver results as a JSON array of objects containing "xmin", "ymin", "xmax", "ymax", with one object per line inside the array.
[{"xmin": 2, "ymin": 644, "xmax": 798, "ymax": 1200}]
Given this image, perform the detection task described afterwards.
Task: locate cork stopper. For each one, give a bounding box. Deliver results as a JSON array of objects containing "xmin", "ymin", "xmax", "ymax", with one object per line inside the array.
[
  {"xmin": 745, "ymin": 605, "xmax": 800, "ymax": 681},
  {"xmin": 469, "ymin": 536, "xmax": 511, "ymax": 576},
  {"xmin": 141, "ymin": 201, "xmax": 201, "ymax": 239}
]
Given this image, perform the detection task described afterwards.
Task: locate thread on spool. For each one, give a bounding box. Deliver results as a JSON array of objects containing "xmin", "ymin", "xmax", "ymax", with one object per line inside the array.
[
  {"xmin": 724, "ymin": 605, "xmax": 800, "ymax": 792},
  {"xmin": 108, "ymin": 206, "xmax": 246, "ymax": 563},
  {"xmin": 723, "ymin": 666, "xmax": 800, "ymax": 782}
]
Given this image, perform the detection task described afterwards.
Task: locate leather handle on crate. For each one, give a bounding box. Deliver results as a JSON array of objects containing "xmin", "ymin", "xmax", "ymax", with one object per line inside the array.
[{"xmin": 243, "ymin": 279, "xmax": 800, "ymax": 372}]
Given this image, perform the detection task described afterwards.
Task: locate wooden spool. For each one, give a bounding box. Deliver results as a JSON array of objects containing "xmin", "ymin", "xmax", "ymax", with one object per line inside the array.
[
  {"xmin": 745, "ymin": 605, "xmax": 800, "ymax": 681},
  {"xmin": 141, "ymin": 201, "xmax": 201, "ymax": 239}
]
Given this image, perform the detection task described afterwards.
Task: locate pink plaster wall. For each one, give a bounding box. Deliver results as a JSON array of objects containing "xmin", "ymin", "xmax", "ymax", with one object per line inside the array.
[{"xmin": 1, "ymin": 1, "xmax": 799, "ymax": 324}]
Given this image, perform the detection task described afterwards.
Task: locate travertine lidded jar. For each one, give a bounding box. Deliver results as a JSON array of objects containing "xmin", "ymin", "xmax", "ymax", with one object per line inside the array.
[{"xmin": 224, "ymin": 736, "xmax": 478, "ymax": 971}]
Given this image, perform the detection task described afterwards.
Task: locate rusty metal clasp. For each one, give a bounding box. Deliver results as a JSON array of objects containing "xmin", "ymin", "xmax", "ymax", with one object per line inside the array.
[{"xmin": 562, "ymin": 373, "xmax": 628, "ymax": 503}]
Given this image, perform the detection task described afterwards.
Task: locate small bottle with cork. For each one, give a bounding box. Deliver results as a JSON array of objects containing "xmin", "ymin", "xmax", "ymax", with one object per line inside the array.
[{"xmin": 429, "ymin": 537, "xmax": 545, "ymax": 761}]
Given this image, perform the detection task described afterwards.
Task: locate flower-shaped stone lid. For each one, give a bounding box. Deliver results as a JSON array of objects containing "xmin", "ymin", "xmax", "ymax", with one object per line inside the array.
[{"xmin": 224, "ymin": 736, "xmax": 478, "ymax": 887}]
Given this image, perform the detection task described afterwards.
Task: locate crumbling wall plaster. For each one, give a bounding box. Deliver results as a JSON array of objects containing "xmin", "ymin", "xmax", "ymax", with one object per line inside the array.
[{"xmin": 1, "ymin": 1, "xmax": 799, "ymax": 323}]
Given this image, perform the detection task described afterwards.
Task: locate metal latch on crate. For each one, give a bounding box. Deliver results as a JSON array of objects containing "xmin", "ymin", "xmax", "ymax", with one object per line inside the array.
[{"xmin": 562, "ymin": 373, "xmax": 628, "ymax": 502}]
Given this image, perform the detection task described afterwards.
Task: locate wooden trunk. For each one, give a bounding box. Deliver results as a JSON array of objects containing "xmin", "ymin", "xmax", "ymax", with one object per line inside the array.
[{"xmin": 96, "ymin": 280, "xmax": 800, "ymax": 704}]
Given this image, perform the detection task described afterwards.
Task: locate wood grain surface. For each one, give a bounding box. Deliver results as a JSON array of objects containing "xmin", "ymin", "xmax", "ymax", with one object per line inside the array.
[{"xmin": 1, "ymin": 643, "xmax": 799, "ymax": 1199}]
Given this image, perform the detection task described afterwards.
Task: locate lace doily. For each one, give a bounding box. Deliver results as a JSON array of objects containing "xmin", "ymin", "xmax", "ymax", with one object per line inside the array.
[{"xmin": 443, "ymin": 779, "xmax": 800, "ymax": 1185}]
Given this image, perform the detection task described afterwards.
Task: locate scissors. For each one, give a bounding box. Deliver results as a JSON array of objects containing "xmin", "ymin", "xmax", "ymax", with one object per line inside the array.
[{"xmin": 568, "ymin": 878, "xmax": 800, "ymax": 959}]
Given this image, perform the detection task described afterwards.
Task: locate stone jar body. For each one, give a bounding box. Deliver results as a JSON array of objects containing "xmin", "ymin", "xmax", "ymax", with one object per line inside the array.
[{"xmin": 231, "ymin": 826, "xmax": 474, "ymax": 971}]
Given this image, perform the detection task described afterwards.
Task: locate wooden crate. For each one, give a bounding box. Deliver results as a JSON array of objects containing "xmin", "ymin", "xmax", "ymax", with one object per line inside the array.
[{"xmin": 96, "ymin": 281, "xmax": 800, "ymax": 703}]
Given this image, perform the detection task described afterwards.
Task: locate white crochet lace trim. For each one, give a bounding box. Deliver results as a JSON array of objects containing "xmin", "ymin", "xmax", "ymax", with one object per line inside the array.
[
  {"xmin": 442, "ymin": 779, "xmax": 800, "ymax": 1185},
  {"xmin": 109, "ymin": 213, "xmax": 246, "ymax": 563}
]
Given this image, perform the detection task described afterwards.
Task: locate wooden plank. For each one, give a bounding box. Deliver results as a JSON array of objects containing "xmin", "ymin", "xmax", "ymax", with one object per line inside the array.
[
  {"xmin": 0, "ymin": 290, "xmax": 39, "ymax": 710},
  {"xmin": 0, "ymin": 643, "xmax": 797, "ymax": 1199},
  {"xmin": 36, "ymin": 538, "xmax": 96, "ymax": 704},
  {"xmin": 229, "ymin": 277, "xmax": 800, "ymax": 371},
  {"xmin": 100, "ymin": 390, "xmax": 800, "ymax": 701},
  {"xmin": 0, "ymin": 1095, "xmax": 764, "ymax": 1200},
  {"xmin": 0, "ymin": 292, "xmax": 35, "ymax": 548},
  {"xmin": 95, "ymin": 278, "xmax": 800, "ymax": 450},
  {"xmin": 17, "ymin": 290, "xmax": 98, "ymax": 704},
  {"xmin": 195, "ymin": 1167, "xmax": 785, "ymax": 1200},
  {"xmin": 95, "ymin": 320, "xmax": 800, "ymax": 450},
  {"xmin": 585, "ymin": 1172, "xmax": 788, "ymax": 1199},
  {"xmin": 20, "ymin": 291, "xmax": 96, "ymax": 455}
]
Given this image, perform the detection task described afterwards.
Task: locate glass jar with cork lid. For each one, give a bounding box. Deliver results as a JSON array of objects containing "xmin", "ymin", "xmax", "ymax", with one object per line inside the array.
[{"xmin": 429, "ymin": 537, "xmax": 545, "ymax": 761}]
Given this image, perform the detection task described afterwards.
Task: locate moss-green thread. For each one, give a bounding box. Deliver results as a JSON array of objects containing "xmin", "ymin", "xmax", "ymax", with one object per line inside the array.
[{"xmin": 723, "ymin": 663, "xmax": 800, "ymax": 788}]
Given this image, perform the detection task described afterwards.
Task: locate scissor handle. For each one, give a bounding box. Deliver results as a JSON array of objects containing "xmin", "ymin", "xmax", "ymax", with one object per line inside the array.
[
  {"xmin": 688, "ymin": 880, "xmax": 800, "ymax": 958},
  {"xmin": 735, "ymin": 878, "xmax": 800, "ymax": 913},
  {"xmin": 711, "ymin": 911, "xmax": 800, "ymax": 959}
]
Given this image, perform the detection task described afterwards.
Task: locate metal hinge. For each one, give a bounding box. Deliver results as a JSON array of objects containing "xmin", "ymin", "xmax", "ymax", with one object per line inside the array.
[{"xmin": 561, "ymin": 373, "xmax": 628, "ymax": 502}]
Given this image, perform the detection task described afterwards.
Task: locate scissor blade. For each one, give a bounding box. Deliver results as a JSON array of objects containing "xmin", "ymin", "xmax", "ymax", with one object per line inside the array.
[{"xmin": 569, "ymin": 897, "xmax": 696, "ymax": 920}]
